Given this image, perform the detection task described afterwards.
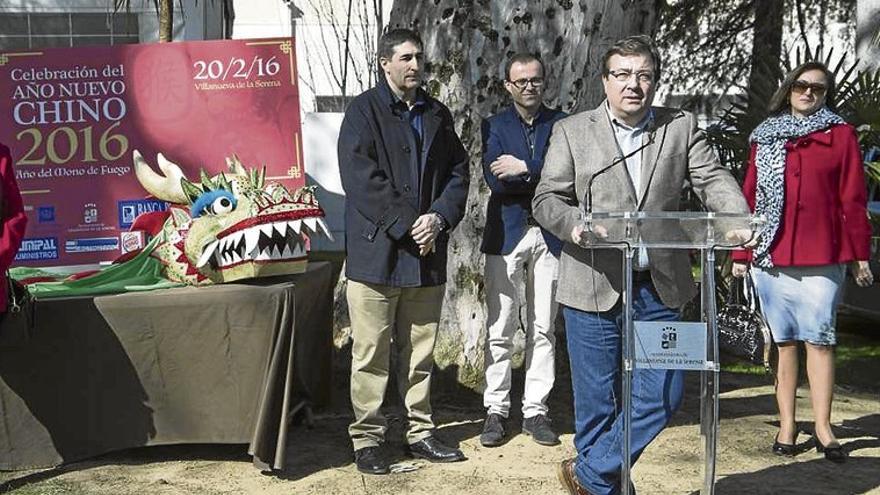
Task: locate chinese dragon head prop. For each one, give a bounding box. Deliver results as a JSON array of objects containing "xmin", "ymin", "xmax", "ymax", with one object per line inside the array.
[{"xmin": 131, "ymin": 150, "xmax": 332, "ymax": 285}]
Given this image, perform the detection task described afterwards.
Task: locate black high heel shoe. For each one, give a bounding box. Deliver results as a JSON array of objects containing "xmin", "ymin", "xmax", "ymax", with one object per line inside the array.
[
  {"xmin": 772, "ymin": 430, "xmax": 799, "ymax": 456},
  {"xmin": 815, "ymin": 438, "xmax": 847, "ymax": 463}
]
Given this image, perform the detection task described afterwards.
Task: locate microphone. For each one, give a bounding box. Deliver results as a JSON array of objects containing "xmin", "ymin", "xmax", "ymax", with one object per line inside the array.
[
  {"xmin": 584, "ymin": 132, "xmax": 657, "ymax": 216},
  {"xmin": 585, "ymin": 154, "xmax": 628, "ymax": 216}
]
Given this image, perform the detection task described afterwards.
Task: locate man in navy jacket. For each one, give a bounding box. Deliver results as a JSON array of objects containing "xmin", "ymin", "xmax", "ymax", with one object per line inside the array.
[
  {"xmin": 337, "ymin": 28, "xmax": 469, "ymax": 475},
  {"xmin": 479, "ymin": 53, "xmax": 566, "ymax": 448}
]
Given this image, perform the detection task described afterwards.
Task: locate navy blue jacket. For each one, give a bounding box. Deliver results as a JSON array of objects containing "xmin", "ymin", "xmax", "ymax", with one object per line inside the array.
[
  {"xmin": 338, "ymin": 79, "xmax": 469, "ymax": 287},
  {"xmin": 480, "ymin": 105, "xmax": 566, "ymax": 256}
]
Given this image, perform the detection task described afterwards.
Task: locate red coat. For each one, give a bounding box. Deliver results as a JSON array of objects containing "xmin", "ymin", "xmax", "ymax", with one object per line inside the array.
[
  {"xmin": 0, "ymin": 144, "xmax": 28, "ymax": 312},
  {"xmin": 732, "ymin": 123, "xmax": 871, "ymax": 266}
]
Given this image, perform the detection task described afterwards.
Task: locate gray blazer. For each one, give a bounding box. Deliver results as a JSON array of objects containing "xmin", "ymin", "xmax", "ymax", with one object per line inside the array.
[{"xmin": 532, "ymin": 104, "xmax": 749, "ymax": 312}]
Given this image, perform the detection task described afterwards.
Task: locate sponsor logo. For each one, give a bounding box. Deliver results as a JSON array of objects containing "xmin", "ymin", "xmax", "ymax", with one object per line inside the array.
[
  {"xmin": 118, "ymin": 199, "xmax": 168, "ymax": 229},
  {"xmin": 15, "ymin": 237, "xmax": 59, "ymax": 261},
  {"xmin": 65, "ymin": 237, "xmax": 120, "ymax": 254},
  {"xmin": 37, "ymin": 206, "xmax": 55, "ymax": 223},
  {"xmin": 661, "ymin": 326, "xmax": 678, "ymax": 350},
  {"xmin": 120, "ymin": 231, "xmax": 146, "ymax": 254},
  {"xmin": 83, "ymin": 202, "xmax": 99, "ymax": 224}
]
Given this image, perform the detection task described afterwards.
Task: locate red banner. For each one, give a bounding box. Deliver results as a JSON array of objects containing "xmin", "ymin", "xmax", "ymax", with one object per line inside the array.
[{"xmin": 0, "ymin": 38, "xmax": 304, "ymax": 266}]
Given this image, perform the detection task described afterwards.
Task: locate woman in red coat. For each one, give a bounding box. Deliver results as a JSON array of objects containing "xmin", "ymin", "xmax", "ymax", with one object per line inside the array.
[
  {"xmin": 732, "ymin": 62, "xmax": 873, "ymax": 463},
  {"xmin": 0, "ymin": 143, "xmax": 28, "ymax": 313}
]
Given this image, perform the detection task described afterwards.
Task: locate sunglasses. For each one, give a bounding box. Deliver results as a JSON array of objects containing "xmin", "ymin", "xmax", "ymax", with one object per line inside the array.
[{"xmin": 790, "ymin": 80, "xmax": 827, "ymax": 96}]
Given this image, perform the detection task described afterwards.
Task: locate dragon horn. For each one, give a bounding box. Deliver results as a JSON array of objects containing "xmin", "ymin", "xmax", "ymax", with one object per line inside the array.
[
  {"xmin": 227, "ymin": 153, "xmax": 247, "ymax": 175},
  {"xmin": 133, "ymin": 150, "xmax": 189, "ymax": 204}
]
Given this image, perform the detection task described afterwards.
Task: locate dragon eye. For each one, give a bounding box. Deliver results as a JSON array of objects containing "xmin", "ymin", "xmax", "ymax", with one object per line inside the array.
[
  {"xmin": 208, "ymin": 196, "xmax": 234, "ymax": 216},
  {"xmin": 192, "ymin": 189, "xmax": 237, "ymax": 218}
]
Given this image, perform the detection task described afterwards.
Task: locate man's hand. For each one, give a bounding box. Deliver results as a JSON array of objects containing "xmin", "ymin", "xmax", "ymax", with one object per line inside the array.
[
  {"xmin": 571, "ymin": 224, "xmax": 584, "ymax": 244},
  {"xmin": 725, "ymin": 228, "xmax": 759, "ymax": 248},
  {"xmin": 490, "ymin": 154, "xmax": 528, "ymax": 179},
  {"xmin": 732, "ymin": 262, "xmax": 749, "ymax": 278},
  {"xmin": 852, "ymin": 260, "xmax": 874, "ymax": 287},
  {"xmin": 418, "ymin": 241, "xmax": 435, "ymax": 257},
  {"xmin": 410, "ymin": 213, "xmax": 442, "ymax": 256},
  {"xmin": 571, "ymin": 223, "xmax": 608, "ymax": 245}
]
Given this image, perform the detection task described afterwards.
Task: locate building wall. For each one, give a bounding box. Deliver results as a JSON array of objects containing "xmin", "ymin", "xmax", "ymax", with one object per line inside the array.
[{"xmin": 0, "ymin": 1, "xmax": 225, "ymax": 45}]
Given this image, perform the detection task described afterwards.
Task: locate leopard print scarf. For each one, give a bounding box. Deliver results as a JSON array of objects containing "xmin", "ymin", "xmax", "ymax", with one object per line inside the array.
[{"xmin": 748, "ymin": 106, "xmax": 844, "ymax": 268}]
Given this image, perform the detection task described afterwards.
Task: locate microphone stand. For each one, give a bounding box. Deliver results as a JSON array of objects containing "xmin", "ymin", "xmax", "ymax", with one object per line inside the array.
[{"xmin": 583, "ymin": 132, "xmax": 656, "ymax": 232}]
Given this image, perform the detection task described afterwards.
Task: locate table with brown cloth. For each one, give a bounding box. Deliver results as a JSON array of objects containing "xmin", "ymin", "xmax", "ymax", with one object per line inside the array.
[{"xmin": 0, "ymin": 261, "xmax": 333, "ymax": 472}]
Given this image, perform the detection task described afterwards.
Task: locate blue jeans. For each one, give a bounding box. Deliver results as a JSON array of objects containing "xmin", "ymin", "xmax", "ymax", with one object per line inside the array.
[{"xmin": 563, "ymin": 281, "xmax": 684, "ymax": 495}]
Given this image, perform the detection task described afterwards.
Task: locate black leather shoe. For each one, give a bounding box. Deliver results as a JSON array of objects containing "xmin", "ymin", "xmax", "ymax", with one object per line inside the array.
[
  {"xmin": 407, "ymin": 436, "xmax": 466, "ymax": 462},
  {"xmin": 772, "ymin": 431, "xmax": 799, "ymax": 457},
  {"xmin": 816, "ymin": 438, "xmax": 847, "ymax": 463},
  {"xmin": 354, "ymin": 446, "xmax": 389, "ymax": 475},
  {"xmin": 480, "ymin": 413, "xmax": 506, "ymax": 447},
  {"xmin": 523, "ymin": 414, "xmax": 560, "ymax": 446}
]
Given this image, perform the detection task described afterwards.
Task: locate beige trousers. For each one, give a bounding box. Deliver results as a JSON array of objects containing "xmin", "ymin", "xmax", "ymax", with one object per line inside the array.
[
  {"xmin": 347, "ymin": 280, "xmax": 445, "ymax": 451},
  {"xmin": 483, "ymin": 226, "xmax": 558, "ymax": 418}
]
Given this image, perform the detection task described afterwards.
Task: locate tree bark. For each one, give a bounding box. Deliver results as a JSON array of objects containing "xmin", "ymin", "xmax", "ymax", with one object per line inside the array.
[
  {"xmin": 383, "ymin": 0, "xmax": 660, "ymax": 387},
  {"xmin": 746, "ymin": 0, "xmax": 784, "ymax": 109},
  {"xmin": 857, "ymin": 0, "xmax": 880, "ymax": 69},
  {"xmin": 159, "ymin": 0, "xmax": 174, "ymax": 42}
]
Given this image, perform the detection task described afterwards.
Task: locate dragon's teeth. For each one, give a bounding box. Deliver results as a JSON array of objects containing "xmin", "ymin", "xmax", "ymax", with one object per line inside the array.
[
  {"xmin": 280, "ymin": 244, "xmax": 292, "ymax": 258},
  {"xmin": 289, "ymin": 219, "xmax": 302, "ymax": 234},
  {"xmin": 304, "ymin": 217, "xmax": 317, "ymax": 232},
  {"xmin": 245, "ymin": 228, "xmax": 260, "ymax": 254},
  {"xmin": 274, "ymin": 221, "xmax": 288, "ymax": 236},
  {"xmin": 196, "ymin": 240, "xmax": 219, "ymax": 268},
  {"xmin": 219, "ymin": 232, "xmax": 240, "ymax": 253},
  {"xmin": 259, "ymin": 224, "xmax": 274, "ymax": 237},
  {"xmin": 317, "ymin": 218, "xmax": 334, "ymax": 241},
  {"xmin": 273, "ymin": 245, "xmax": 283, "ymax": 258},
  {"xmin": 230, "ymin": 251, "xmax": 241, "ymax": 264},
  {"xmin": 292, "ymin": 243, "xmax": 305, "ymax": 258}
]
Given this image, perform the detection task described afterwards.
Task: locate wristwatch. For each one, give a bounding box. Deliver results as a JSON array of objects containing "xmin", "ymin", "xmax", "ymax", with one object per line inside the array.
[{"xmin": 430, "ymin": 211, "xmax": 448, "ymax": 232}]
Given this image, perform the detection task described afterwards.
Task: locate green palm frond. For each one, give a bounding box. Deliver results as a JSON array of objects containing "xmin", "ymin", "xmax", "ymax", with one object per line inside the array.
[{"xmin": 866, "ymin": 161, "xmax": 880, "ymax": 185}]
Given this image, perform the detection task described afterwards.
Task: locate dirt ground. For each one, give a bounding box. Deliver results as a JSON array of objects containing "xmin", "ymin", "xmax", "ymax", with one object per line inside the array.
[{"xmin": 1, "ymin": 368, "xmax": 878, "ymax": 495}]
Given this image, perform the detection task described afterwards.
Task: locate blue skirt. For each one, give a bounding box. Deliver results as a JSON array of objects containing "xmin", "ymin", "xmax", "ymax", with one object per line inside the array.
[{"xmin": 752, "ymin": 264, "xmax": 846, "ymax": 346}]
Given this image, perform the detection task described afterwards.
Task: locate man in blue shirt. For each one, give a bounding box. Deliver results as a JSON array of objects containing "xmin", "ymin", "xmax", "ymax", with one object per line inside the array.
[
  {"xmin": 479, "ymin": 53, "xmax": 566, "ymax": 448},
  {"xmin": 337, "ymin": 29, "xmax": 470, "ymax": 475}
]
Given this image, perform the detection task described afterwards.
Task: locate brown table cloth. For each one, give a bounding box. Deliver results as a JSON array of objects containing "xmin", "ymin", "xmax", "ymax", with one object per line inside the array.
[{"xmin": 0, "ymin": 261, "xmax": 332, "ymax": 471}]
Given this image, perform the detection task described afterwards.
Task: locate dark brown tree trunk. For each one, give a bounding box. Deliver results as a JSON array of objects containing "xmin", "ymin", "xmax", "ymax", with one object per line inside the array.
[
  {"xmin": 382, "ymin": 0, "xmax": 660, "ymax": 387},
  {"xmin": 159, "ymin": 0, "xmax": 174, "ymax": 42},
  {"xmin": 747, "ymin": 0, "xmax": 784, "ymax": 110}
]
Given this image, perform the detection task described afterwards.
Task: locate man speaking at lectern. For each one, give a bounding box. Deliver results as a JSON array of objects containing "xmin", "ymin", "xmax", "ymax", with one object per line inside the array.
[{"xmin": 532, "ymin": 36, "xmax": 748, "ymax": 495}]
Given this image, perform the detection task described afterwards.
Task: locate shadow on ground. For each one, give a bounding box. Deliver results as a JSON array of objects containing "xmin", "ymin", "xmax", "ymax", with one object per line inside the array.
[
  {"xmin": 691, "ymin": 457, "xmax": 880, "ymax": 495},
  {"xmin": 0, "ymin": 444, "xmax": 251, "ymax": 493}
]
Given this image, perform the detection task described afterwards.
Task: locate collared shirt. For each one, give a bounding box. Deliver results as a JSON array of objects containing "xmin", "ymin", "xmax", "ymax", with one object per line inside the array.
[
  {"xmin": 607, "ymin": 105, "xmax": 654, "ymax": 200},
  {"xmin": 517, "ymin": 109, "xmax": 540, "ymax": 160},
  {"xmin": 390, "ymin": 92, "xmax": 427, "ymax": 193},
  {"xmin": 394, "ymin": 97, "xmax": 426, "ymax": 146},
  {"xmin": 607, "ymin": 105, "xmax": 654, "ymax": 269}
]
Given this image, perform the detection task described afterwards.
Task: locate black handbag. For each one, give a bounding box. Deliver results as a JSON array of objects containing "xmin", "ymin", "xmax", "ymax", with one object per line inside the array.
[{"xmin": 717, "ymin": 271, "xmax": 772, "ymax": 371}]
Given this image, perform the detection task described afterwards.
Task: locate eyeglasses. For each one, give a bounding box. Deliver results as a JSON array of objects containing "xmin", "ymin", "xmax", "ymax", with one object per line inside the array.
[
  {"xmin": 508, "ymin": 77, "xmax": 545, "ymax": 89},
  {"xmin": 790, "ymin": 80, "xmax": 827, "ymax": 96},
  {"xmin": 607, "ymin": 70, "xmax": 654, "ymax": 84}
]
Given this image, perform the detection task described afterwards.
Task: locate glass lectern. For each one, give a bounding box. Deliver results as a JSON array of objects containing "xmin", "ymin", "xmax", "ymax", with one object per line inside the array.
[{"xmin": 577, "ymin": 211, "xmax": 766, "ymax": 495}]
